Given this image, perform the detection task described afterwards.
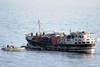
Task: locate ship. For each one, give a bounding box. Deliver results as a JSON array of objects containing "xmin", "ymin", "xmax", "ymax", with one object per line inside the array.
[{"xmin": 25, "ymin": 20, "xmax": 96, "ymax": 53}]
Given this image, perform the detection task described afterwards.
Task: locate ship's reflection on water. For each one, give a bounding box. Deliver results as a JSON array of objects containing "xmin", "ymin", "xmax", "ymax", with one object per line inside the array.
[
  {"xmin": 32, "ymin": 50, "xmax": 96, "ymax": 59},
  {"xmin": 0, "ymin": 48, "xmax": 98, "ymax": 67},
  {"xmin": 66, "ymin": 52, "xmax": 95, "ymax": 59}
]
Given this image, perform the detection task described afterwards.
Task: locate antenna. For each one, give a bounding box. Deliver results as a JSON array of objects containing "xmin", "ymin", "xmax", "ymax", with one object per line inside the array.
[
  {"xmin": 86, "ymin": 22, "xmax": 88, "ymax": 31},
  {"xmin": 69, "ymin": 28, "xmax": 71, "ymax": 33}
]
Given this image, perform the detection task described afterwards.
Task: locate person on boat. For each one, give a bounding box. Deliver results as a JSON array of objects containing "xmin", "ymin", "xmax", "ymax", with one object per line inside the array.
[
  {"xmin": 10, "ymin": 42, "xmax": 15, "ymax": 48},
  {"xmin": 11, "ymin": 45, "xmax": 14, "ymax": 48},
  {"xmin": 7, "ymin": 45, "xmax": 10, "ymax": 48}
]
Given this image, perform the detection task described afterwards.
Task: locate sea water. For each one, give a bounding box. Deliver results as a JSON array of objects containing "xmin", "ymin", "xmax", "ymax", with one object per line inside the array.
[{"xmin": 0, "ymin": 0, "xmax": 100, "ymax": 67}]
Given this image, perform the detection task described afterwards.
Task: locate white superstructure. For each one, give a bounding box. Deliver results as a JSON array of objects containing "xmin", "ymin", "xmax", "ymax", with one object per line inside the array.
[{"xmin": 59, "ymin": 31, "xmax": 95, "ymax": 45}]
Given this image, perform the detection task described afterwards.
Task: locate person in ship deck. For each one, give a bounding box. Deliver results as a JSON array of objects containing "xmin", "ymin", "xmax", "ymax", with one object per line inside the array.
[
  {"xmin": 43, "ymin": 32, "xmax": 45, "ymax": 35},
  {"xmin": 31, "ymin": 32, "xmax": 33, "ymax": 37},
  {"xmin": 36, "ymin": 32, "xmax": 38, "ymax": 36}
]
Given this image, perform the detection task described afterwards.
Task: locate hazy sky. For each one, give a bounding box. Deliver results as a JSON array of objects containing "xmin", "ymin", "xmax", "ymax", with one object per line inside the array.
[
  {"xmin": 0, "ymin": 0, "xmax": 100, "ymax": 32},
  {"xmin": 0, "ymin": 0, "xmax": 99, "ymax": 20}
]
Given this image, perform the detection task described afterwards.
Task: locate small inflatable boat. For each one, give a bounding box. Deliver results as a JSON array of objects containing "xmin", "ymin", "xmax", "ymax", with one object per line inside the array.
[{"xmin": 1, "ymin": 47, "xmax": 25, "ymax": 52}]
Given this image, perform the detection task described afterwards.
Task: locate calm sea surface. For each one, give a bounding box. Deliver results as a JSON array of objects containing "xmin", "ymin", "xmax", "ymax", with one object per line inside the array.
[{"xmin": 0, "ymin": 0, "xmax": 100, "ymax": 67}]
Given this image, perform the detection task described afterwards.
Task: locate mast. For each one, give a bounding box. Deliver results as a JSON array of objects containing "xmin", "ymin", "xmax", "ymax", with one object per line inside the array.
[{"xmin": 38, "ymin": 19, "xmax": 41, "ymax": 35}]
